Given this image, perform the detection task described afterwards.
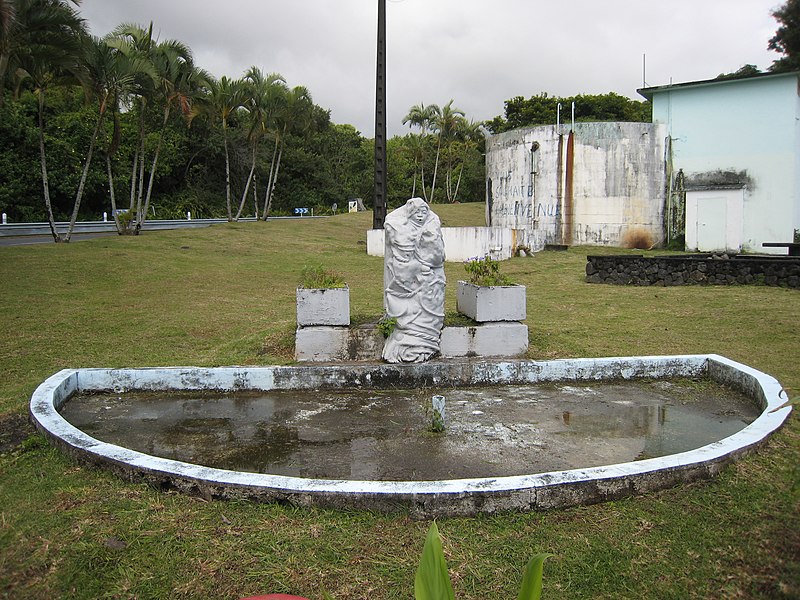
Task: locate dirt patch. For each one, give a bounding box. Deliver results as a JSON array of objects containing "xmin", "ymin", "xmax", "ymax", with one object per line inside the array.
[{"xmin": 0, "ymin": 413, "xmax": 36, "ymax": 454}]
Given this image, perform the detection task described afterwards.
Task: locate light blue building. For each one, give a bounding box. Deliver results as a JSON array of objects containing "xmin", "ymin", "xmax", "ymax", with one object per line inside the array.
[{"xmin": 640, "ymin": 71, "xmax": 800, "ymax": 254}]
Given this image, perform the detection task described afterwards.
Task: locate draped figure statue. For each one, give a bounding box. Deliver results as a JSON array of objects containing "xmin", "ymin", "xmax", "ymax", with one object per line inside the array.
[{"xmin": 382, "ymin": 198, "xmax": 446, "ymax": 363}]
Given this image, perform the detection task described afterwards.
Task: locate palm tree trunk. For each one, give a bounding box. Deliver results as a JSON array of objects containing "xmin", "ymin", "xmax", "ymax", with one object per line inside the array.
[
  {"xmin": 128, "ymin": 146, "xmax": 138, "ymax": 210},
  {"xmin": 234, "ymin": 144, "xmax": 257, "ymax": 220},
  {"xmin": 37, "ymin": 88, "xmax": 62, "ymax": 243},
  {"xmin": 420, "ymin": 159, "xmax": 428, "ymax": 201},
  {"xmin": 132, "ymin": 105, "xmax": 146, "ymax": 214},
  {"xmin": 65, "ymin": 112, "xmax": 105, "ymax": 241},
  {"xmin": 137, "ymin": 104, "xmax": 170, "ymax": 234},
  {"xmin": 452, "ymin": 163, "xmax": 464, "ymax": 203},
  {"xmin": 135, "ymin": 109, "xmax": 147, "ymax": 224},
  {"xmin": 429, "ymin": 136, "xmax": 441, "ymax": 203},
  {"xmin": 261, "ymin": 135, "xmax": 279, "ymax": 220},
  {"xmin": 223, "ymin": 121, "xmax": 232, "ymax": 221},
  {"xmin": 106, "ymin": 153, "xmax": 123, "ymax": 234},
  {"xmin": 265, "ymin": 140, "xmax": 284, "ymax": 218},
  {"xmin": 445, "ymin": 155, "xmax": 454, "ymax": 203},
  {"xmin": 252, "ymin": 175, "xmax": 258, "ymax": 218}
]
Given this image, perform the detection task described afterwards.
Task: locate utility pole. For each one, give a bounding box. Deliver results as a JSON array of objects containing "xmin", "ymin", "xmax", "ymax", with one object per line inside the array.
[{"xmin": 373, "ymin": 0, "xmax": 387, "ymax": 229}]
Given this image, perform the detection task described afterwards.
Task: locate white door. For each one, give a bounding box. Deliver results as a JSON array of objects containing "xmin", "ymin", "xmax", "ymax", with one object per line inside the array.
[
  {"xmin": 696, "ymin": 196, "xmax": 728, "ymax": 252},
  {"xmin": 686, "ymin": 189, "xmax": 744, "ymax": 253}
]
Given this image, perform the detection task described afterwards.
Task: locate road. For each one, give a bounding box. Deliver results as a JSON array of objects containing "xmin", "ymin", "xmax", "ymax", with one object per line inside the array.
[{"xmin": 0, "ymin": 216, "xmax": 323, "ymax": 247}]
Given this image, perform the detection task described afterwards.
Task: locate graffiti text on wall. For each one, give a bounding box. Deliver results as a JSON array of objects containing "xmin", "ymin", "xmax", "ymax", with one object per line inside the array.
[
  {"xmin": 493, "ymin": 173, "xmax": 560, "ymax": 224},
  {"xmin": 494, "ymin": 201, "xmax": 561, "ymax": 219}
]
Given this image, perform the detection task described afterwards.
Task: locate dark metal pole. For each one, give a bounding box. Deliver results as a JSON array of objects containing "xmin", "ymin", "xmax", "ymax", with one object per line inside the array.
[{"xmin": 373, "ymin": 0, "xmax": 387, "ymax": 229}]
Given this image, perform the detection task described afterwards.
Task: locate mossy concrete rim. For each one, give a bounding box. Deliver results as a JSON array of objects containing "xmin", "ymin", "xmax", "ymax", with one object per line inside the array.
[{"xmin": 29, "ymin": 355, "xmax": 792, "ymax": 518}]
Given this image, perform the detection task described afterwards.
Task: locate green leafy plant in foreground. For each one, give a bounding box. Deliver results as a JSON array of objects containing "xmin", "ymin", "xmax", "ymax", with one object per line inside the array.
[
  {"xmin": 464, "ymin": 255, "xmax": 513, "ymax": 287},
  {"xmin": 416, "ymin": 522, "xmax": 551, "ymax": 600},
  {"xmin": 298, "ymin": 264, "xmax": 347, "ymax": 289}
]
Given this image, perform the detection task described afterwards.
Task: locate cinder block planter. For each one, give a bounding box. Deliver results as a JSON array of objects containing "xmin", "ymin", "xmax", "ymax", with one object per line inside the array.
[
  {"xmin": 456, "ymin": 281, "xmax": 526, "ymax": 322},
  {"xmin": 296, "ymin": 287, "xmax": 350, "ymax": 327}
]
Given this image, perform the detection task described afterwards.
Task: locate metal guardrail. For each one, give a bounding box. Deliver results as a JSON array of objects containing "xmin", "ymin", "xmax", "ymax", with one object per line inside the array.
[{"xmin": 0, "ymin": 216, "xmax": 323, "ymax": 237}]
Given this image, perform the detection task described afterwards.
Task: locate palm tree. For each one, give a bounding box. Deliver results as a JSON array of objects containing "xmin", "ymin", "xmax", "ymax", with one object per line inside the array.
[
  {"xmin": 0, "ymin": 0, "xmax": 15, "ymax": 42},
  {"xmin": 82, "ymin": 34, "xmax": 155, "ymax": 234},
  {"xmin": 107, "ymin": 23, "xmax": 208, "ymax": 232},
  {"xmin": 234, "ymin": 66, "xmax": 285, "ymax": 220},
  {"xmin": 403, "ymin": 132, "xmax": 426, "ymax": 197},
  {"xmin": 189, "ymin": 74, "xmax": 246, "ymax": 220},
  {"xmin": 449, "ymin": 119, "xmax": 484, "ymax": 203},
  {"xmin": 135, "ymin": 38, "xmax": 207, "ymax": 233},
  {"xmin": 261, "ymin": 84, "xmax": 313, "ymax": 220},
  {"xmin": 402, "ymin": 102, "xmax": 438, "ymax": 201},
  {"xmin": 10, "ymin": 0, "xmax": 84, "ymax": 241},
  {"xmin": 0, "ymin": 0, "xmax": 83, "ymax": 109},
  {"xmin": 432, "ymin": 100, "xmax": 465, "ymax": 204},
  {"xmin": 59, "ymin": 34, "xmax": 115, "ymax": 241},
  {"xmin": 106, "ymin": 22, "xmax": 158, "ymax": 220}
]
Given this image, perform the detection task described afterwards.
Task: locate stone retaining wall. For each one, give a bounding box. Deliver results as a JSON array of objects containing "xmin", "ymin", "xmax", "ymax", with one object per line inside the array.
[{"xmin": 586, "ymin": 254, "xmax": 800, "ymax": 288}]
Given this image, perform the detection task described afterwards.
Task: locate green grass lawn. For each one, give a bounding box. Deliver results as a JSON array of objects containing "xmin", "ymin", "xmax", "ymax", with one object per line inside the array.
[{"xmin": 1, "ymin": 202, "xmax": 798, "ymax": 599}]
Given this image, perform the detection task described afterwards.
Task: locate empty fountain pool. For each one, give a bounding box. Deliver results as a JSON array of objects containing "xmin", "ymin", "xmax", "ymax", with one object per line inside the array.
[{"xmin": 30, "ymin": 355, "xmax": 791, "ymax": 517}]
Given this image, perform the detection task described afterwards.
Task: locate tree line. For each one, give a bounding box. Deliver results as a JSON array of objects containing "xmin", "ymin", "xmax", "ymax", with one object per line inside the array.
[{"xmin": 0, "ymin": 0, "xmax": 485, "ymax": 241}]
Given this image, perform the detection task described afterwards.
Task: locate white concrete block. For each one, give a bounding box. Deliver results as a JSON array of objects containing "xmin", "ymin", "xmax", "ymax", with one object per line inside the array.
[
  {"xmin": 456, "ymin": 281, "xmax": 527, "ymax": 322},
  {"xmin": 296, "ymin": 287, "xmax": 350, "ymax": 327},
  {"xmin": 440, "ymin": 322, "xmax": 528, "ymax": 357},
  {"xmin": 295, "ymin": 325, "xmax": 384, "ymax": 362},
  {"xmin": 295, "ymin": 326, "xmax": 349, "ymax": 361}
]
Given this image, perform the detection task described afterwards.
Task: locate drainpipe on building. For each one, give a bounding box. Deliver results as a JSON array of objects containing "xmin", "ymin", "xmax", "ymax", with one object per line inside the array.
[
  {"xmin": 665, "ymin": 136, "xmax": 674, "ymax": 246},
  {"xmin": 556, "ymin": 130, "xmax": 564, "ymax": 242},
  {"xmin": 564, "ymin": 130, "xmax": 575, "ymax": 246},
  {"xmin": 571, "ymin": 101, "xmax": 575, "ymax": 133},
  {"xmin": 530, "ymin": 141, "xmax": 539, "ymax": 229}
]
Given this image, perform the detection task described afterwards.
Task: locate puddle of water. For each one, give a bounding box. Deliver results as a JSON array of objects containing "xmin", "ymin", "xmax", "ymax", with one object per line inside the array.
[{"xmin": 60, "ymin": 379, "xmax": 758, "ymax": 481}]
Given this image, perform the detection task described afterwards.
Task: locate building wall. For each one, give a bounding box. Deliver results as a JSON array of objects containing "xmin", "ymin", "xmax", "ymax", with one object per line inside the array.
[
  {"xmin": 650, "ymin": 73, "xmax": 800, "ymax": 253},
  {"xmin": 485, "ymin": 122, "xmax": 667, "ymax": 250}
]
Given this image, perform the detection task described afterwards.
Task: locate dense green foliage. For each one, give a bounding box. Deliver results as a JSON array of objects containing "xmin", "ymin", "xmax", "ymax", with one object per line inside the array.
[
  {"xmin": 769, "ymin": 0, "xmax": 800, "ymax": 72},
  {"xmin": 485, "ymin": 92, "xmax": 651, "ymax": 134},
  {"xmin": 0, "ymin": 0, "xmax": 485, "ymax": 229}
]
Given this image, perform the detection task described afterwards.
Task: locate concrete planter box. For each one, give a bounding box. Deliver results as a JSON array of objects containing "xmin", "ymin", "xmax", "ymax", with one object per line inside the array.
[
  {"xmin": 296, "ymin": 287, "xmax": 350, "ymax": 327},
  {"xmin": 456, "ymin": 281, "xmax": 526, "ymax": 322}
]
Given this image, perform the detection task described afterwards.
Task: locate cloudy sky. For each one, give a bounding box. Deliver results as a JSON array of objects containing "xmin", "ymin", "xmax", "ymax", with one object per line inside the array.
[{"xmin": 79, "ymin": 0, "xmax": 782, "ymax": 137}]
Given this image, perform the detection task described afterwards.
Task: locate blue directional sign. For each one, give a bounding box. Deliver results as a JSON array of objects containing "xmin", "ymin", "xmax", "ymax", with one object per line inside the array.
[{"xmin": 293, "ymin": 207, "xmax": 309, "ymax": 215}]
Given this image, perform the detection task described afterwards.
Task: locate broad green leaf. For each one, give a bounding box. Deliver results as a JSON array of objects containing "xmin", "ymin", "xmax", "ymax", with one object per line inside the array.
[
  {"xmin": 517, "ymin": 553, "xmax": 553, "ymax": 600},
  {"xmin": 414, "ymin": 522, "xmax": 455, "ymax": 600}
]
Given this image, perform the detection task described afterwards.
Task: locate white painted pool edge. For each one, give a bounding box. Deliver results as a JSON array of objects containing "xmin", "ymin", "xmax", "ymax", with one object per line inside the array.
[{"xmin": 29, "ymin": 355, "xmax": 792, "ymax": 505}]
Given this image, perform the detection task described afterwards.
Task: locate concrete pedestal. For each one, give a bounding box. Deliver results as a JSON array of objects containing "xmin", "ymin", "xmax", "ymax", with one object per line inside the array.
[
  {"xmin": 296, "ymin": 323, "xmax": 528, "ymax": 362},
  {"xmin": 440, "ymin": 322, "xmax": 529, "ymax": 358}
]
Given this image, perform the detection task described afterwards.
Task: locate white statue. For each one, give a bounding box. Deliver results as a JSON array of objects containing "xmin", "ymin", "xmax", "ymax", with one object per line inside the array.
[{"xmin": 382, "ymin": 198, "xmax": 446, "ymax": 363}]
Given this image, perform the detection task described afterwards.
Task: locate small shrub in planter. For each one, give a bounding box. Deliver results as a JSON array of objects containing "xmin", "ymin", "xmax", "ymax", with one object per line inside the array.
[
  {"xmin": 457, "ymin": 256, "xmax": 526, "ymax": 322},
  {"xmin": 296, "ymin": 264, "xmax": 350, "ymax": 327}
]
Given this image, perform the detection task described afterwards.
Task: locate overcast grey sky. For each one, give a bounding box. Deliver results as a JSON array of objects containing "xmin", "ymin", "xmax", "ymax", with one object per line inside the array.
[{"xmin": 79, "ymin": 0, "xmax": 781, "ymax": 137}]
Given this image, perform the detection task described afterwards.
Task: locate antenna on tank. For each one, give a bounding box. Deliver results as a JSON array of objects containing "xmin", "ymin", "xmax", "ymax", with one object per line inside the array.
[{"xmin": 642, "ymin": 53, "xmax": 648, "ymax": 88}]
